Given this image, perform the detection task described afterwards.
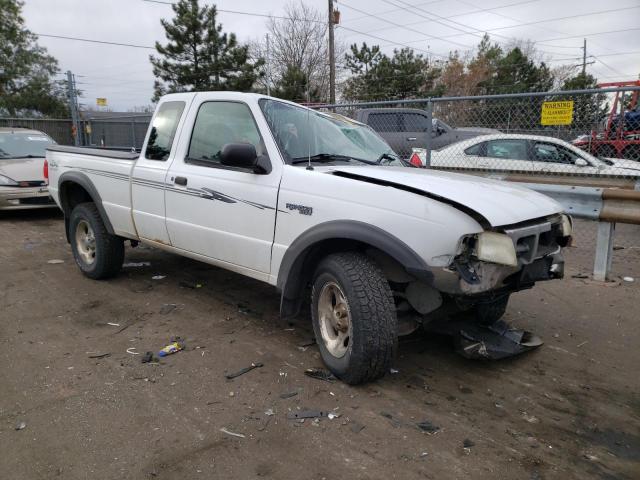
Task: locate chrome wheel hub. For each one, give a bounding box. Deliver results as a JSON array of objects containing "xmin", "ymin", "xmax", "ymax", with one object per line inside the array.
[
  {"xmin": 75, "ymin": 220, "xmax": 96, "ymax": 265},
  {"xmin": 317, "ymin": 281, "xmax": 352, "ymax": 358}
]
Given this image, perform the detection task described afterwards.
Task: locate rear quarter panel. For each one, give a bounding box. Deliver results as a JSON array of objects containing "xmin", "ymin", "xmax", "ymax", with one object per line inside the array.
[{"xmin": 47, "ymin": 150, "xmax": 137, "ymax": 237}]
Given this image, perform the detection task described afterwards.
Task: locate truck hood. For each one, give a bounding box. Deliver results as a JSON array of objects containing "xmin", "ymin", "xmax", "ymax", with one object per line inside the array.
[
  {"xmin": 324, "ymin": 166, "xmax": 562, "ymax": 227},
  {"xmin": 0, "ymin": 157, "xmax": 45, "ymax": 183}
]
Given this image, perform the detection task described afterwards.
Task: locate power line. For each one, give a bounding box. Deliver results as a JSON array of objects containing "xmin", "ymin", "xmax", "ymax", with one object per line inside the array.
[
  {"xmin": 537, "ymin": 28, "xmax": 640, "ymax": 43},
  {"xmin": 338, "ymin": 2, "xmax": 474, "ymax": 49},
  {"xmin": 337, "ymin": 24, "xmax": 450, "ymax": 58},
  {"xmin": 141, "ymin": 0, "xmax": 324, "ymax": 23},
  {"xmin": 35, "ymin": 33, "xmax": 155, "ymax": 49}
]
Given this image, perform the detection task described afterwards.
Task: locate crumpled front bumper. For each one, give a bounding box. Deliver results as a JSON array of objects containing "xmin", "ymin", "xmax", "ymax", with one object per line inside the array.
[
  {"xmin": 0, "ymin": 186, "xmax": 56, "ymax": 210},
  {"xmin": 432, "ymin": 251, "xmax": 565, "ymax": 297}
]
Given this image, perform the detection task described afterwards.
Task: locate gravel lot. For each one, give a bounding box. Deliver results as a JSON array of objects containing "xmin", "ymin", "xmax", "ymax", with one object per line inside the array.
[{"xmin": 1, "ymin": 210, "xmax": 639, "ymax": 479}]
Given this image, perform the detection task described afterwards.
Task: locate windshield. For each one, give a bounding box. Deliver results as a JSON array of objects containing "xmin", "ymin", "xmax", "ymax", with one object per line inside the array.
[
  {"xmin": 0, "ymin": 131, "xmax": 56, "ymax": 159},
  {"xmin": 259, "ymin": 99, "xmax": 399, "ymax": 165}
]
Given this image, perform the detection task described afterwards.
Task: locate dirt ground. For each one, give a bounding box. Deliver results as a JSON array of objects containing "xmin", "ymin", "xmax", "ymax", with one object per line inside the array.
[{"xmin": 1, "ymin": 210, "xmax": 639, "ymax": 480}]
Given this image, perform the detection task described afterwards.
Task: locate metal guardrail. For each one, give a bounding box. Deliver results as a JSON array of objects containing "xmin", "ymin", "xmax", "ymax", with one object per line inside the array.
[{"xmin": 493, "ymin": 180, "xmax": 639, "ymax": 282}]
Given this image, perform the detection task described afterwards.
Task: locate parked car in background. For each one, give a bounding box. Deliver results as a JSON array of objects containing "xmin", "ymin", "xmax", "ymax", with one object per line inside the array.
[
  {"xmin": 0, "ymin": 128, "xmax": 57, "ymax": 210},
  {"xmin": 355, "ymin": 107, "xmax": 499, "ymax": 158},
  {"xmin": 411, "ymin": 134, "xmax": 640, "ymax": 177}
]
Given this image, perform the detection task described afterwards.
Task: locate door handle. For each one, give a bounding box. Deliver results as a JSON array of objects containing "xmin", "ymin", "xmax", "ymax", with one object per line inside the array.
[
  {"xmin": 174, "ymin": 176, "xmax": 188, "ymax": 186},
  {"xmin": 406, "ymin": 137, "xmax": 417, "ymax": 141}
]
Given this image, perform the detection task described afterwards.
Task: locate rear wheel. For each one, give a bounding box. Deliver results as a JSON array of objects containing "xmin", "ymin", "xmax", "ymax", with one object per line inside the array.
[
  {"xmin": 69, "ymin": 202, "xmax": 124, "ymax": 279},
  {"xmin": 311, "ymin": 252, "xmax": 397, "ymax": 385},
  {"xmin": 474, "ymin": 295, "xmax": 510, "ymax": 325}
]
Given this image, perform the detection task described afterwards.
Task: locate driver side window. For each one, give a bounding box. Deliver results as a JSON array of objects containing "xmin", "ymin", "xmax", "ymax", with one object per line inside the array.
[
  {"xmin": 187, "ymin": 101, "xmax": 264, "ymax": 167},
  {"xmin": 532, "ymin": 142, "xmax": 579, "ymax": 165}
]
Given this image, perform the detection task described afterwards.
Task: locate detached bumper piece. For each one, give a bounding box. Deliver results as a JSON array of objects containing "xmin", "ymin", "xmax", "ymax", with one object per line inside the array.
[{"xmin": 427, "ymin": 318, "xmax": 543, "ymax": 360}]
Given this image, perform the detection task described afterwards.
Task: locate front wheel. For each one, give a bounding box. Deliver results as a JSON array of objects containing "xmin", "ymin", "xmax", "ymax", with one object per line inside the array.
[
  {"xmin": 69, "ymin": 202, "xmax": 124, "ymax": 279},
  {"xmin": 311, "ymin": 252, "xmax": 397, "ymax": 385}
]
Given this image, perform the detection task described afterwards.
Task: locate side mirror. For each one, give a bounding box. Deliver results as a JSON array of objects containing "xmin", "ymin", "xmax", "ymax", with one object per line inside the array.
[
  {"xmin": 574, "ymin": 158, "xmax": 588, "ymax": 167},
  {"xmin": 220, "ymin": 143, "xmax": 259, "ymax": 170}
]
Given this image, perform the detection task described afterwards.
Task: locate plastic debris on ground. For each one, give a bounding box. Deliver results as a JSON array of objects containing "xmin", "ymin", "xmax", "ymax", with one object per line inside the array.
[
  {"xmin": 287, "ymin": 410, "xmax": 328, "ymax": 420},
  {"xmin": 426, "ymin": 318, "xmax": 543, "ymax": 360},
  {"xmin": 15, "ymin": 421, "xmax": 26, "ymax": 431},
  {"xmin": 88, "ymin": 352, "xmax": 110, "ymax": 359},
  {"xmin": 152, "ymin": 275, "xmax": 166, "ymax": 280},
  {"xmin": 416, "ymin": 420, "xmax": 440, "ymax": 434},
  {"xmin": 220, "ymin": 427, "xmax": 245, "ymax": 438},
  {"xmin": 224, "ymin": 362, "xmax": 263, "ymax": 379},
  {"xmin": 123, "ymin": 262, "xmax": 151, "ymax": 268},
  {"xmin": 158, "ymin": 337, "xmax": 186, "ymax": 357},
  {"xmin": 47, "ymin": 259, "xmax": 64, "ymax": 264},
  {"xmin": 304, "ymin": 368, "xmax": 337, "ymax": 382},
  {"xmin": 623, "ymin": 276, "xmax": 634, "ymax": 282}
]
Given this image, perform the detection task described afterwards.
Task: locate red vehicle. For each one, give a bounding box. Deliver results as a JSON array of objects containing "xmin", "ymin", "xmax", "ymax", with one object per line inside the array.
[{"xmin": 572, "ymin": 80, "xmax": 640, "ymax": 160}]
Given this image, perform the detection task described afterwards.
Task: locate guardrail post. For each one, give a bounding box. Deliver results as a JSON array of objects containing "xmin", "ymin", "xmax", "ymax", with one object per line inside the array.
[
  {"xmin": 424, "ymin": 99, "xmax": 432, "ymax": 168},
  {"xmin": 593, "ymin": 221, "xmax": 615, "ymax": 281}
]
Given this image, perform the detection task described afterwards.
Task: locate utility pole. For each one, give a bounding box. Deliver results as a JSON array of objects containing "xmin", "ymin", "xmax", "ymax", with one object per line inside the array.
[
  {"xmin": 266, "ymin": 33, "xmax": 271, "ymax": 96},
  {"xmin": 328, "ymin": 0, "xmax": 336, "ymax": 104},
  {"xmin": 581, "ymin": 38, "xmax": 587, "ymax": 77},
  {"xmin": 66, "ymin": 70, "xmax": 81, "ymax": 146}
]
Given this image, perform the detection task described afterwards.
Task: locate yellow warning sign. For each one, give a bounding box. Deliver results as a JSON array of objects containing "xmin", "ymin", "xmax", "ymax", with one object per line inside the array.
[
  {"xmin": 96, "ymin": 98, "xmax": 108, "ymax": 107},
  {"xmin": 540, "ymin": 101, "xmax": 574, "ymax": 126}
]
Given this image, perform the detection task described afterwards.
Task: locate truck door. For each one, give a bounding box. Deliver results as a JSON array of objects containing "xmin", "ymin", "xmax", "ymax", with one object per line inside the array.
[
  {"xmin": 164, "ymin": 98, "xmax": 280, "ymax": 275},
  {"xmin": 131, "ymin": 98, "xmax": 189, "ymax": 244},
  {"xmin": 366, "ymin": 112, "xmax": 406, "ymax": 157},
  {"xmin": 399, "ymin": 112, "xmax": 430, "ymax": 158}
]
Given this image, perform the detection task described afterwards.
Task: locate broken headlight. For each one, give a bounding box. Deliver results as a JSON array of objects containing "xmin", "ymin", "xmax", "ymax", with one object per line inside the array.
[{"xmin": 475, "ymin": 232, "xmax": 518, "ymax": 267}]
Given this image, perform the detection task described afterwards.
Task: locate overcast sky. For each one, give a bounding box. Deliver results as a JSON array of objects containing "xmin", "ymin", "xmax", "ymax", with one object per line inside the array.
[{"xmin": 21, "ymin": 0, "xmax": 640, "ymax": 111}]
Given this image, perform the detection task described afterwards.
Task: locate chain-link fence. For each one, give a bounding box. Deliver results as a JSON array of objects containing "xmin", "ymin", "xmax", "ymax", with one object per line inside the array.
[
  {"xmin": 84, "ymin": 115, "xmax": 152, "ymax": 150},
  {"xmin": 0, "ymin": 115, "xmax": 152, "ymax": 150},
  {"xmin": 320, "ymin": 86, "xmax": 640, "ymax": 179},
  {"xmin": 0, "ymin": 117, "xmax": 75, "ymax": 145}
]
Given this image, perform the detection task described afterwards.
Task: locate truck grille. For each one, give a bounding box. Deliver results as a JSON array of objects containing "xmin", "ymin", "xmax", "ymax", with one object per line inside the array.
[{"xmin": 503, "ymin": 218, "xmax": 562, "ymax": 265}]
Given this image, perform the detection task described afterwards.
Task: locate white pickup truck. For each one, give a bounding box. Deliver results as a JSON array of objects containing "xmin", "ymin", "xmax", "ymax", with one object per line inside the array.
[{"xmin": 46, "ymin": 92, "xmax": 571, "ymax": 384}]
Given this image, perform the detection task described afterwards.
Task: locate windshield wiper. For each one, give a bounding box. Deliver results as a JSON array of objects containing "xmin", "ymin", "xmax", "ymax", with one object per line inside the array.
[
  {"xmin": 376, "ymin": 153, "xmax": 397, "ymax": 163},
  {"xmin": 291, "ymin": 153, "xmax": 376, "ymax": 165}
]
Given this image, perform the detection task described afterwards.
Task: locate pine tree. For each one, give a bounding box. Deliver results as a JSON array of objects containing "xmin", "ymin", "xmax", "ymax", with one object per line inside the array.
[
  {"xmin": 0, "ymin": 0, "xmax": 67, "ymax": 116},
  {"xmin": 150, "ymin": 0, "xmax": 264, "ymax": 101}
]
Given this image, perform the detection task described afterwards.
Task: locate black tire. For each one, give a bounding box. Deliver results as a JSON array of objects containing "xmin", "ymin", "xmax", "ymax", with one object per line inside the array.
[
  {"xmin": 69, "ymin": 202, "xmax": 124, "ymax": 280},
  {"xmin": 311, "ymin": 252, "xmax": 397, "ymax": 385},
  {"xmin": 474, "ymin": 295, "xmax": 510, "ymax": 325}
]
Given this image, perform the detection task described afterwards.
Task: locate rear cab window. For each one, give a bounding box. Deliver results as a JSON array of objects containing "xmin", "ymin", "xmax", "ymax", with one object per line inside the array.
[
  {"xmin": 367, "ymin": 113, "xmax": 398, "ymax": 132},
  {"xmin": 144, "ymin": 101, "xmax": 186, "ymax": 161}
]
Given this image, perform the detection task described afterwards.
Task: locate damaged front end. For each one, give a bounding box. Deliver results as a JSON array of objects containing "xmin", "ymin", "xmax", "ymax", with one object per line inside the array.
[
  {"xmin": 436, "ymin": 213, "xmax": 571, "ymax": 297},
  {"xmin": 404, "ymin": 214, "xmax": 571, "ymax": 360}
]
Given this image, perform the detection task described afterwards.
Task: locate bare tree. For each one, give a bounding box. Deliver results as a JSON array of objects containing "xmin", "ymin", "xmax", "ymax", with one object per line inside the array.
[{"xmin": 252, "ymin": 2, "xmax": 345, "ymax": 102}]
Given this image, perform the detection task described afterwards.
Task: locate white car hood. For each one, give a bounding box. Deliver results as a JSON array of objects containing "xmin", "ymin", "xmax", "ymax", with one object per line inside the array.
[
  {"xmin": 603, "ymin": 158, "xmax": 640, "ymax": 174},
  {"xmin": 0, "ymin": 157, "xmax": 45, "ymax": 182},
  {"xmin": 325, "ymin": 166, "xmax": 562, "ymax": 227}
]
